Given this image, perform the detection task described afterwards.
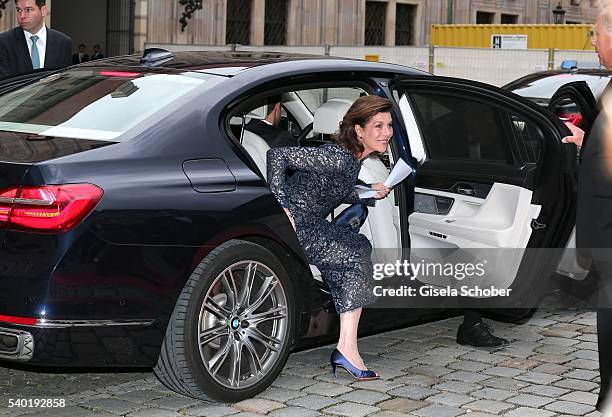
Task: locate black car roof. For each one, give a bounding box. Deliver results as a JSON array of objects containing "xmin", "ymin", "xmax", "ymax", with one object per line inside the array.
[
  {"xmin": 79, "ymin": 51, "xmax": 341, "ymax": 70},
  {"xmin": 76, "ymin": 50, "xmax": 427, "ymax": 76}
]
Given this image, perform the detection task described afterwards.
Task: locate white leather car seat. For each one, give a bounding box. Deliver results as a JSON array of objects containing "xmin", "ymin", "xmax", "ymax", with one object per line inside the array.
[
  {"xmin": 242, "ymin": 130, "xmax": 270, "ymax": 180},
  {"xmin": 358, "ymin": 156, "xmax": 402, "ymax": 266},
  {"xmin": 313, "ymin": 98, "xmax": 354, "ymax": 135},
  {"xmin": 235, "ymin": 105, "xmax": 272, "ymax": 181}
]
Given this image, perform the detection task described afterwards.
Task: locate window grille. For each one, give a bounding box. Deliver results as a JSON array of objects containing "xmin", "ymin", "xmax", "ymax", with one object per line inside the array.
[
  {"xmin": 226, "ymin": 0, "xmax": 251, "ymax": 45},
  {"xmin": 396, "ymin": 4, "xmax": 416, "ymax": 46},
  {"xmin": 264, "ymin": 0, "xmax": 288, "ymax": 45},
  {"xmin": 476, "ymin": 11, "xmax": 494, "ymax": 24},
  {"xmin": 365, "ymin": 1, "xmax": 386, "ymax": 46},
  {"xmin": 501, "ymin": 14, "xmax": 518, "ymax": 24}
]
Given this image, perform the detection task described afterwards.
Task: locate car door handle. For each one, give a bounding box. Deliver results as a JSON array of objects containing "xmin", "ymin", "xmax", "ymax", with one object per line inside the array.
[{"xmin": 457, "ymin": 187, "xmax": 475, "ymax": 196}]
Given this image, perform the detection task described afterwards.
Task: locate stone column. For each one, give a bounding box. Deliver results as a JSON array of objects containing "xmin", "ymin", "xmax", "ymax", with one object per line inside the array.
[
  {"xmin": 133, "ymin": 0, "xmax": 147, "ymax": 54},
  {"xmin": 0, "ymin": 2, "xmax": 15, "ymax": 32},
  {"xmin": 419, "ymin": 0, "xmax": 435, "ymax": 46},
  {"xmin": 287, "ymin": 0, "xmax": 298, "ymax": 45},
  {"xmin": 454, "ymin": 0, "xmax": 470, "ymax": 24},
  {"xmin": 385, "ymin": 0, "xmax": 396, "ymax": 46},
  {"xmin": 251, "ymin": 0, "xmax": 264, "ymax": 46},
  {"xmin": 323, "ymin": 0, "xmax": 336, "ymax": 46},
  {"xmin": 44, "ymin": 0, "xmax": 52, "ymax": 28}
]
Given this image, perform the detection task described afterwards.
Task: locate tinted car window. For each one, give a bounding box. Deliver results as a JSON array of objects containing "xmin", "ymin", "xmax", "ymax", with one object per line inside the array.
[
  {"xmin": 410, "ymin": 92, "xmax": 509, "ymax": 162},
  {"xmin": 0, "ymin": 70, "xmax": 224, "ymax": 141},
  {"xmin": 509, "ymin": 114, "xmax": 542, "ymax": 164}
]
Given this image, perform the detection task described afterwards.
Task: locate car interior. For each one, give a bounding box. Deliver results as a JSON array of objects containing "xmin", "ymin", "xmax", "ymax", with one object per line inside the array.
[
  {"xmin": 227, "ymin": 83, "xmax": 584, "ymax": 295},
  {"xmin": 227, "ymin": 87, "xmax": 403, "ymax": 282}
]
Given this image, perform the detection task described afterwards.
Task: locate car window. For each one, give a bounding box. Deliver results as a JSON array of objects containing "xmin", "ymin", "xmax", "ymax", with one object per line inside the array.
[
  {"xmin": 410, "ymin": 92, "xmax": 510, "ymax": 162},
  {"xmin": 509, "ymin": 114, "xmax": 542, "ymax": 164},
  {"xmin": 0, "ymin": 70, "xmax": 225, "ymax": 141}
]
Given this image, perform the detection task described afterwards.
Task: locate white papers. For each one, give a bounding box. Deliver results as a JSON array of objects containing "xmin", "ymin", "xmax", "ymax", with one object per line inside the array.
[
  {"xmin": 355, "ymin": 184, "xmax": 377, "ymax": 199},
  {"xmin": 384, "ymin": 158, "xmax": 413, "ymax": 188},
  {"xmin": 354, "ymin": 158, "xmax": 413, "ymax": 199}
]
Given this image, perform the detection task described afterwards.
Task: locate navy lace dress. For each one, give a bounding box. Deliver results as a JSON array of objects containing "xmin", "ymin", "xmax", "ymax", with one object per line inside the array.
[{"xmin": 267, "ymin": 143, "xmax": 376, "ymax": 314}]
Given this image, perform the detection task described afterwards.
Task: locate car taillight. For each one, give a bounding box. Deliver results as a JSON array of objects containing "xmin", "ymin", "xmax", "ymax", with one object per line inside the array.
[
  {"xmin": 0, "ymin": 184, "xmax": 103, "ymax": 233},
  {"xmin": 0, "ymin": 187, "xmax": 18, "ymax": 223},
  {"xmin": 557, "ymin": 112, "xmax": 584, "ymax": 127}
]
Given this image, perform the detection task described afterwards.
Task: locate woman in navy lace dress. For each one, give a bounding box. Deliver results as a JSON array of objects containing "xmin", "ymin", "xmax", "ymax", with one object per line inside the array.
[{"xmin": 267, "ymin": 96, "xmax": 393, "ymax": 379}]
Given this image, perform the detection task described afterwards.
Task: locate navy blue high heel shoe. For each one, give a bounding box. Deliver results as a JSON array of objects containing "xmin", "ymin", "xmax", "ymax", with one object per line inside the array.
[{"xmin": 330, "ymin": 348, "xmax": 379, "ymax": 381}]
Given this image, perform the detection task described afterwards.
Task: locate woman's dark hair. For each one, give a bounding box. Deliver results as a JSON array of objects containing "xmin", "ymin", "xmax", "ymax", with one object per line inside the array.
[{"xmin": 333, "ymin": 95, "xmax": 393, "ymax": 157}]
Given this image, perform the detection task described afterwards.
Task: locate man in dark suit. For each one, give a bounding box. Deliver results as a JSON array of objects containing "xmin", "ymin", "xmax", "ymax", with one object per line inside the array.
[
  {"xmin": 91, "ymin": 44, "xmax": 105, "ymax": 60},
  {"xmin": 0, "ymin": 0, "xmax": 72, "ymax": 80},
  {"xmin": 245, "ymin": 96, "xmax": 297, "ymax": 148},
  {"xmin": 563, "ymin": 4, "xmax": 612, "ymax": 412},
  {"xmin": 72, "ymin": 43, "xmax": 89, "ymax": 64}
]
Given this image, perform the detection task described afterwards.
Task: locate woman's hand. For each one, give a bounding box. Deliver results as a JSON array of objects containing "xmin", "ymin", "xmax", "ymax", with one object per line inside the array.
[
  {"xmin": 371, "ymin": 183, "xmax": 392, "ymax": 199},
  {"xmin": 284, "ymin": 207, "xmax": 296, "ymax": 231}
]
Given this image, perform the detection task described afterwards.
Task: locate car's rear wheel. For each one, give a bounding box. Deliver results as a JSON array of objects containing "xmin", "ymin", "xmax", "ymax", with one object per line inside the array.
[{"xmin": 154, "ymin": 239, "xmax": 294, "ymax": 401}]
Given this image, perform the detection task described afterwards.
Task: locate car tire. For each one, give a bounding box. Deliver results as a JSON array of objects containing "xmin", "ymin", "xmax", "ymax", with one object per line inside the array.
[{"xmin": 154, "ymin": 239, "xmax": 295, "ymax": 402}]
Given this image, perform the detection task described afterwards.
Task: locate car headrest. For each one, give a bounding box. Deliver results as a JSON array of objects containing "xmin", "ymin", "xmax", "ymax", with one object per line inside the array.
[{"xmin": 313, "ymin": 98, "xmax": 353, "ymax": 135}]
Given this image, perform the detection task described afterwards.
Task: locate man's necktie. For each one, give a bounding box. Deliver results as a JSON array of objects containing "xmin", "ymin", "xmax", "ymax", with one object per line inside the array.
[{"xmin": 30, "ymin": 35, "xmax": 40, "ymax": 69}]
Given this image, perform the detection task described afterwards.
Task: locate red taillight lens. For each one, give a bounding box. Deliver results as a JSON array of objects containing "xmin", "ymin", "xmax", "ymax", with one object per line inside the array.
[
  {"xmin": 0, "ymin": 187, "xmax": 18, "ymax": 223},
  {"xmin": 98, "ymin": 71, "xmax": 142, "ymax": 78},
  {"xmin": 0, "ymin": 184, "xmax": 103, "ymax": 233},
  {"xmin": 557, "ymin": 112, "xmax": 584, "ymax": 127}
]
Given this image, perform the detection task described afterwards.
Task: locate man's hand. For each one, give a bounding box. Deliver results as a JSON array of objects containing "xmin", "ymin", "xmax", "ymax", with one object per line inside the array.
[
  {"xmin": 561, "ymin": 122, "xmax": 585, "ymax": 148},
  {"xmin": 372, "ymin": 183, "xmax": 392, "ymax": 199}
]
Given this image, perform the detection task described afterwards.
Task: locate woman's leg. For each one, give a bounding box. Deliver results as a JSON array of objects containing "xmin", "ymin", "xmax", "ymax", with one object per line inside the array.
[{"xmin": 336, "ymin": 307, "xmax": 366, "ymax": 369}]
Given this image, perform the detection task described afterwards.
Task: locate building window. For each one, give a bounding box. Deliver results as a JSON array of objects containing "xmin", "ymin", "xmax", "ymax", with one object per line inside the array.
[
  {"xmin": 396, "ymin": 4, "xmax": 416, "ymax": 45},
  {"xmin": 365, "ymin": 1, "xmax": 386, "ymax": 45},
  {"xmin": 476, "ymin": 11, "xmax": 494, "ymax": 24},
  {"xmin": 501, "ymin": 14, "xmax": 518, "ymax": 24},
  {"xmin": 226, "ymin": 0, "xmax": 251, "ymax": 45},
  {"xmin": 264, "ymin": 0, "xmax": 288, "ymax": 45}
]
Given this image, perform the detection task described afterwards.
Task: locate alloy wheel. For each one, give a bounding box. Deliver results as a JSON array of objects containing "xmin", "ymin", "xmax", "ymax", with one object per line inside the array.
[{"xmin": 198, "ymin": 260, "xmax": 289, "ymax": 389}]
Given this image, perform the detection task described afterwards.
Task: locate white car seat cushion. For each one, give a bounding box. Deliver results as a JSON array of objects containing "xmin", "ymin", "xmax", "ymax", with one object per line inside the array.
[{"xmin": 313, "ymin": 98, "xmax": 353, "ymax": 135}]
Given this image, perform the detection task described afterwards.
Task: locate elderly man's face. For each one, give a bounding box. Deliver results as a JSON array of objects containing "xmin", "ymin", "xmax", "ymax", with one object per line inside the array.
[{"xmin": 593, "ymin": 11, "xmax": 612, "ymax": 70}]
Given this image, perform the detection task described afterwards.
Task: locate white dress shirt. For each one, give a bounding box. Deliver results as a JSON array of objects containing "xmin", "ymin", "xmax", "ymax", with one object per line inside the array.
[{"xmin": 23, "ymin": 25, "xmax": 47, "ymax": 68}]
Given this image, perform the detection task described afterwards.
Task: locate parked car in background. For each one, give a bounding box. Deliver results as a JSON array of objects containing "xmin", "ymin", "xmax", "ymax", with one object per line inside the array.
[
  {"xmin": 504, "ymin": 69, "xmax": 611, "ymax": 132},
  {"xmin": 0, "ymin": 50, "xmax": 581, "ymax": 402}
]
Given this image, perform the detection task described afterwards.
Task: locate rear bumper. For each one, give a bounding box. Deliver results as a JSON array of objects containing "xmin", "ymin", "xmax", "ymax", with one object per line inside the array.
[{"xmin": 0, "ymin": 321, "xmax": 161, "ymax": 367}]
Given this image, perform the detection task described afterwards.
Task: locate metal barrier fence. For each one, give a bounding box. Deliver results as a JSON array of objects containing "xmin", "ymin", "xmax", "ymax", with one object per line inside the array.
[
  {"xmin": 433, "ymin": 47, "xmax": 550, "ymax": 86},
  {"xmin": 146, "ymin": 43, "xmax": 601, "ymax": 86}
]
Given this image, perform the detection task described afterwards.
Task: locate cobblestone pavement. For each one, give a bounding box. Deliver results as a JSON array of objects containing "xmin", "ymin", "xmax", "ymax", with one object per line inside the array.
[{"xmin": 0, "ymin": 309, "xmax": 605, "ymax": 417}]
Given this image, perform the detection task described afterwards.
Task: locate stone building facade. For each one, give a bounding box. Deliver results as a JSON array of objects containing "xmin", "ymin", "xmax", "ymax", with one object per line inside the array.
[
  {"xmin": 144, "ymin": 0, "xmax": 600, "ymax": 49},
  {"xmin": 0, "ymin": 0, "xmax": 601, "ymax": 54}
]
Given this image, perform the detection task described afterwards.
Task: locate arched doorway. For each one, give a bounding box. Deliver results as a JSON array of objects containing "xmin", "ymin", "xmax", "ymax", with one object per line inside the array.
[{"xmin": 51, "ymin": 0, "xmax": 134, "ymax": 58}]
